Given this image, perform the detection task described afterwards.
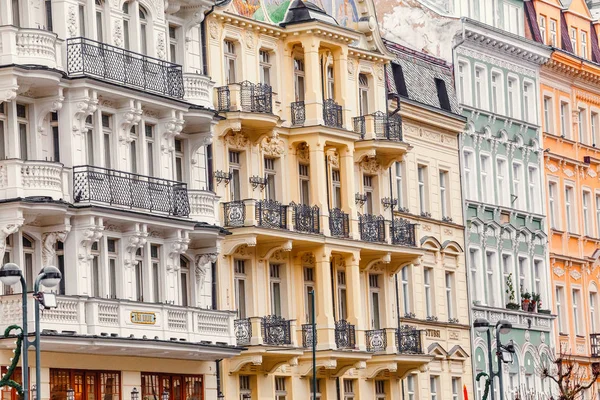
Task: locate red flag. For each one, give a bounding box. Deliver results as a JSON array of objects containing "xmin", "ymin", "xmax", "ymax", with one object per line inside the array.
[{"xmin": 463, "ymin": 384, "xmax": 469, "ymax": 400}]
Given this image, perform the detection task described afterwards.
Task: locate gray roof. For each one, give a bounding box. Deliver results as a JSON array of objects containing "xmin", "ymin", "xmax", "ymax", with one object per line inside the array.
[{"xmin": 385, "ymin": 40, "xmax": 461, "ymax": 115}]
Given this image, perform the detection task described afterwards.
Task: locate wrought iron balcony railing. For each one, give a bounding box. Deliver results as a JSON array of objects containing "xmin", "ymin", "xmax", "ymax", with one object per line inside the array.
[
  {"xmin": 291, "ymin": 101, "xmax": 306, "ymax": 125},
  {"xmin": 234, "ymin": 318, "xmax": 252, "ymax": 346},
  {"xmin": 366, "ymin": 329, "xmax": 387, "ymax": 352},
  {"xmin": 329, "ymin": 208, "xmax": 350, "ymax": 238},
  {"xmin": 73, "ymin": 165, "xmax": 190, "ymax": 217},
  {"xmin": 262, "ymin": 315, "xmax": 292, "ymax": 345},
  {"xmin": 66, "ymin": 37, "xmax": 184, "ymax": 98},
  {"xmin": 353, "ymin": 112, "xmax": 403, "ymax": 141},
  {"xmin": 215, "ymin": 81, "xmax": 273, "ymax": 113},
  {"xmin": 323, "ymin": 99, "xmax": 343, "ymax": 128},
  {"xmin": 292, "ymin": 203, "xmax": 320, "ymax": 233},
  {"xmin": 223, "ymin": 201, "xmax": 245, "ymax": 227},
  {"xmin": 335, "ymin": 319, "xmax": 356, "ymax": 349},
  {"xmin": 359, "ymin": 214, "xmax": 385, "ymax": 242},
  {"xmin": 302, "ymin": 323, "xmax": 316, "ymax": 348},
  {"xmin": 391, "ymin": 218, "xmax": 417, "ymax": 246},
  {"xmin": 592, "ymin": 333, "xmax": 600, "ymax": 357},
  {"xmin": 256, "ymin": 199, "xmax": 287, "ymax": 229},
  {"xmin": 396, "ymin": 326, "xmax": 423, "ymax": 354}
]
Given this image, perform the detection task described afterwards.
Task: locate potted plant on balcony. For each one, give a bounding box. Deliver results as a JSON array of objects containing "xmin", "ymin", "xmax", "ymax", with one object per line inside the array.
[
  {"xmin": 530, "ymin": 292, "xmax": 540, "ymax": 312},
  {"xmin": 521, "ymin": 290, "xmax": 531, "ymax": 312},
  {"xmin": 505, "ymin": 273, "xmax": 520, "ymax": 310}
]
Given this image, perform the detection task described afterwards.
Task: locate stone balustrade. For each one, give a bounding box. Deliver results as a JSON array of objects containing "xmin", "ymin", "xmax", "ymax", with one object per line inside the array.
[
  {"xmin": 0, "ymin": 159, "xmax": 68, "ymax": 200},
  {"xmin": 0, "ymin": 294, "xmax": 237, "ymax": 345},
  {"xmin": 188, "ymin": 189, "xmax": 219, "ymax": 225},
  {"xmin": 183, "ymin": 73, "xmax": 214, "ymax": 109},
  {"xmin": 0, "ymin": 26, "xmax": 62, "ymax": 69}
]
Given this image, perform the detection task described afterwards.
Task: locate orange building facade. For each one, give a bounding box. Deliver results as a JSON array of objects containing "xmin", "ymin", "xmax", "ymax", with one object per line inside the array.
[{"xmin": 527, "ymin": 0, "xmax": 600, "ymax": 392}]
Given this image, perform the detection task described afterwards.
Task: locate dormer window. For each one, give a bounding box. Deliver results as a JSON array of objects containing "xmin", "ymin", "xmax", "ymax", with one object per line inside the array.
[
  {"xmin": 358, "ymin": 73, "xmax": 369, "ymax": 116},
  {"xmin": 581, "ymin": 31, "xmax": 588, "ymax": 59},
  {"xmin": 550, "ymin": 19, "xmax": 557, "ymax": 46},
  {"xmin": 539, "ymin": 16, "xmax": 546, "ymax": 43},
  {"xmin": 571, "ymin": 28, "xmax": 577, "ymax": 55}
]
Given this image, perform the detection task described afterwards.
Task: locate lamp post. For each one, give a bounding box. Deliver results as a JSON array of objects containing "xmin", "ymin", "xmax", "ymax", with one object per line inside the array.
[
  {"xmin": 473, "ymin": 318, "xmax": 515, "ymax": 400},
  {"xmin": 309, "ymin": 289, "xmax": 316, "ymax": 400},
  {"xmin": 0, "ymin": 263, "xmax": 62, "ymax": 400}
]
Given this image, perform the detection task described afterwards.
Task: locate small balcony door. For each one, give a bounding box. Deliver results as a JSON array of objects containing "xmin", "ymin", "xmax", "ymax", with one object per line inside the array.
[{"xmin": 369, "ymin": 274, "xmax": 381, "ymax": 329}]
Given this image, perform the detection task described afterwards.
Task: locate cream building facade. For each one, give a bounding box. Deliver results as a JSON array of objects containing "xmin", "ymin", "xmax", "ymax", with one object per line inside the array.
[
  {"xmin": 0, "ymin": 0, "xmax": 239, "ymax": 400},
  {"xmin": 205, "ymin": 0, "xmax": 473, "ymax": 398}
]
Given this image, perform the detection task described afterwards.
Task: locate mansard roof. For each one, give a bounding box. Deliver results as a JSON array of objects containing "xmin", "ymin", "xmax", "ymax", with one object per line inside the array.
[
  {"xmin": 384, "ymin": 40, "xmax": 461, "ymax": 115},
  {"xmin": 280, "ymin": 0, "xmax": 339, "ymax": 27}
]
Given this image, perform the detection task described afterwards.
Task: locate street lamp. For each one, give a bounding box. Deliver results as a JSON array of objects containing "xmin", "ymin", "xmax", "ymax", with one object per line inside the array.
[
  {"xmin": 131, "ymin": 388, "xmax": 139, "ymax": 400},
  {"xmin": 473, "ymin": 318, "xmax": 515, "ymax": 400},
  {"xmin": 66, "ymin": 388, "xmax": 75, "ymax": 400},
  {"xmin": 0, "ymin": 263, "xmax": 62, "ymax": 400},
  {"xmin": 161, "ymin": 389, "xmax": 169, "ymax": 400}
]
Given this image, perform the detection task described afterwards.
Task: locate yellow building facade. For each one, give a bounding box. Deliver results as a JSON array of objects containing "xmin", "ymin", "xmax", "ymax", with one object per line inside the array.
[{"xmin": 206, "ymin": 0, "xmax": 473, "ymax": 397}]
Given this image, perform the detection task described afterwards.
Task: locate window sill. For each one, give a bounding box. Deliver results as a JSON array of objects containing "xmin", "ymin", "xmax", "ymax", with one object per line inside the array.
[{"xmin": 559, "ymin": 332, "xmax": 569, "ymax": 337}]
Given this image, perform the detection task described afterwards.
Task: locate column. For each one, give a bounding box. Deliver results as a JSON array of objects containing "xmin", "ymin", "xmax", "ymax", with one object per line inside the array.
[
  {"xmin": 340, "ymin": 146, "xmax": 359, "ymax": 239},
  {"xmin": 345, "ymin": 253, "xmax": 364, "ymax": 350},
  {"xmin": 315, "ymin": 246, "xmax": 335, "ymax": 349},
  {"xmin": 306, "ymin": 137, "xmax": 329, "ymax": 235},
  {"xmin": 333, "ymin": 48, "xmax": 351, "ymax": 128},
  {"xmin": 301, "ymin": 36, "xmax": 322, "ymax": 125}
]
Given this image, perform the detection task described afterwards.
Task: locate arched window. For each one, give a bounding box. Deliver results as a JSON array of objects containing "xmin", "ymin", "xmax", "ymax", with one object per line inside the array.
[
  {"xmin": 122, "ymin": 2, "xmax": 131, "ymax": 50},
  {"xmin": 139, "ymin": 5, "xmax": 148, "ymax": 54}
]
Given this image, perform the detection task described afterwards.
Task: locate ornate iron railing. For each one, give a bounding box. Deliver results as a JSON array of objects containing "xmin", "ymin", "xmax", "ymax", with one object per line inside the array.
[
  {"xmin": 234, "ymin": 318, "xmax": 252, "ymax": 346},
  {"xmin": 396, "ymin": 326, "xmax": 423, "ymax": 354},
  {"xmin": 256, "ymin": 200, "xmax": 287, "ymax": 229},
  {"xmin": 291, "ymin": 101, "xmax": 306, "ymax": 125},
  {"xmin": 323, "ymin": 99, "xmax": 343, "ymax": 128},
  {"xmin": 302, "ymin": 324, "xmax": 316, "ymax": 348},
  {"xmin": 373, "ymin": 111, "xmax": 403, "ymax": 141},
  {"xmin": 329, "ymin": 208, "xmax": 350, "ymax": 238},
  {"xmin": 335, "ymin": 319, "xmax": 356, "ymax": 349},
  {"xmin": 261, "ymin": 315, "xmax": 292, "ymax": 345},
  {"xmin": 353, "ymin": 115, "xmax": 365, "ymax": 136},
  {"xmin": 67, "ymin": 37, "xmax": 184, "ymax": 99},
  {"xmin": 391, "ymin": 218, "xmax": 417, "ymax": 246},
  {"xmin": 366, "ymin": 329, "xmax": 387, "ymax": 352},
  {"xmin": 240, "ymin": 81, "xmax": 272, "ymax": 113},
  {"xmin": 216, "ymin": 86, "xmax": 230, "ymax": 111},
  {"xmin": 73, "ymin": 165, "xmax": 189, "ymax": 217},
  {"xmin": 223, "ymin": 201, "xmax": 245, "ymax": 227},
  {"xmin": 359, "ymin": 214, "xmax": 385, "ymax": 242},
  {"xmin": 592, "ymin": 334, "xmax": 600, "ymax": 357},
  {"xmin": 292, "ymin": 203, "xmax": 320, "ymax": 233}
]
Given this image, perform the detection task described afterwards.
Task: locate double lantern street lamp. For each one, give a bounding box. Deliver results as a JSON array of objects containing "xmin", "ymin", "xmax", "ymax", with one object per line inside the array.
[
  {"xmin": 0, "ymin": 262, "xmax": 62, "ymax": 400},
  {"xmin": 473, "ymin": 318, "xmax": 517, "ymax": 400}
]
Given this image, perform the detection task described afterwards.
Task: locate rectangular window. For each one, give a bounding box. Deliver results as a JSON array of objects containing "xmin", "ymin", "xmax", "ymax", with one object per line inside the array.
[
  {"xmin": 363, "ymin": 175, "xmax": 374, "ymax": 214},
  {"xmin": 497, "ymin": 159, "xmax": 509, "ymax": 206},
  {"xmin": 523, "ymin": 82, "xmax": 533, "ymax": 122},
  {"xmin": 418, "ymin": 165, "xmax": 427, "ymax": 214},
  {"xmin": 507, "ymin": 77, "xmax": 517, "ymax": 118},
  {"xmin": 50, "ymin": 369, "xmax": 121, "ymax": 400},
  {"xmin": 275, "ymin": 377, "xmax": 287, "ymax": 400},
  {"xmin": 151, "ymin": 245, "xmax": 160, "ymax": 302},
  {"xmin": 135, "ymin": 248, "xmax": 143, "ymax": 302},
  {"xmin": 502, "ymin": 254, "xmax": 513, "ymax": 305},
  {"xmin": 549, "ymin": 182, "xmax": 558, "ymax": 229},
  {"xmin": 446, "ymin": 272, "xmax": 454, "ymax": 319},
  {"xmin": 401, "ymin": 266, "xmax": 410, "ymax": 315},
  {"xmin": 430, "ymin": 376, "xmax": 439, "ymax": 400},
  {"xmin": 270, "ymin": 264, "xmax": 282, "ymax": 317},
  {"xmin": 534, "ymin": 260, "xmax": 543, "ymax": 301},
  {"xmin": 480, "ymin": 155, "xmax": 492, "ymax": 203},
  {"xmin": 234, "ymin": 260, "xmax": 247, "ymax": 318},
  {"xmin": 358, "ymin": 73, "xmax": 369, "ymax": 115},
  {"xmin": 573, "ymin": 289, "xmax": 582, "ymax": 335},
  {"xmin": 579, "ymin": 108, "xmax": 588, "ymax": 144},
  {"xmin": 592, "ymin": 112, "xmax": 599, "ymax": 146},
  {"xmin": 474, "ymin": 67, "xmax": 484, "ymax": 109},
  {"xmin": 561, "ymin": 102, "xmax": 569, "ymax": 138},
  {"xmin": 565, "ymin": 186, "xmax": 574, "ymax": 232},
  {"xmin": 452, "ymin": 378, "xmax": 461, "ymax": 400},
  {"xmin": 337, "ymin": 271, "xmax": 347, "ymax": 320},
  {"xmin": 571, "ymin": 28, "xmax": 577, "ymax": 54},
  {"xmin": 51, "ymin": 112, "xmax": 60, "ymax": 162},
  {"xmin": 145, "ymin": 124, "xmax": 155, "ymax": 176},
  {"xmin": 229, "ymin": 150, "xmax": 241, "ymax": 201},
  {"xmin": 518, "ymin": 257, "xmax": 527, "ymax": 295},
  {"xmin": 96, "ymin": 8, "xmax": 103, "ymax": 41},
  {"xmin": 463, "ymin": 151, "xmax": 474, "ymax": 200},
  {"xmin": 328, "ymin": 66, "xmax": 336, "ymax": 101},
  {"xmin": 550, "ymin": 19, "xmax": 557, "ymax": 46},
  {"xmin": 299, "ymin": 164, "xmax": 310, "ymax": 205},
  {"xmin": 309, "ymin": 379, "xmax": 321, "ymax": 399},
  {"xmin": 512, "ymin": 163, "xmax": 523, "ymax": 209},
  {"xmin": 141, "ymin": 373, "xmax": 203, "ymax": 400},
  {"xmin": 491, "ymin": 72, "xmax": 501, "ymax": 114},
  {"xmin": 343, "ymin": 380, "xmax": 354, "ymax": 400},
  {"xmin": 91, "ymin": 243, "xmax": 100, "ymax": 297},
  {"xmin": 406, "ymin": 375, "xmax": 415, "ymax": 400},
  {"xmin": 304, "ymin": 267, "xmax": 315, "ymax": 323},
  {"xmin": 583, "ymin": 191, "xmax": 592, "ymax": 236},
  {"xmin": 528, "ymin": 166, "xmax": 539, "ymax": 213},
  {"xmin": 424, "ymin": 268, "xmax": 432, "ymax": 317},
  {"xmin": 17, "ymin": 104, "xmax": 28, "ymax": 160},
  {"xmin": 332, "ymin": 169, "xmax": 341, "ymax": 209},
  {"xmin": 78, "ymin": 4, "xmax": 85, "ymax": 36},
  {"xmin": 102, "ymin": 114, "xmax": 112, "ymax": 168},
  {"xmin": 539, "ymin": 16, "xmax": 546, "ymax": 43},
  {"xmin": 294, "ymin": 59, "xmax": 305, "ymax": 102},
  {"xmin": 457, "ymin": 62, "xmax": 466, "ymax": 105},
  {"xmin": 265, "ymin": 158, "xmax": 276, "ymax": 201},
  {"xmin": 486, "ymin": 251, "xmax": 497, "ymax": 307},
  {"xmin": 375, "ymin": 380, "xmax": 386, "ymax": 400},
  {"xmin": 169, "ymin": 25, "xmax": 178, "ymax": 63},
  {"xmin": 470, "ymin": 249, "xmax": 481, "ymax": 303},
  {"xmin": 439, "ymin": 171, "xmax": 449, "ymax": 218},
  {"xmin": 239, "ymin": 375, "xmax": 251, "ymax": 398},
  {"xmin": 596, "ymin": 194, "xmax": 600, "ymax": 237},
  {"xmin": 369, "ymin": 274, "xmax": 381, "ymax": 329},
  {"xmin": 591, "ymin": 292, "xmax": 597, "ymax": 333},
  {"xmin": 108, "ymin": 238, "xmax": 117, "ymax": 299},
  {"xmin": 174, "ymin": 139, "xmax": 183, "ymax": 182},
  {"xmin": 582, "ymin": 31, "xmax": 588, "ymax": 58},
  {"xmin": 259, "ymin": 50, "xmax": 271, "ymax": 86},
  {"xmin": 543, "ymin": 96, "xmax": 553, "ymax": 133},
  {"xmin": 0, "ymin": 103, "xmax": 5, "ymax": 160},
  {"xmin": 556, "ymin": 286, "xmax": 565, "ymax": 333},
  {"xmin": 224, "ymin": 40, "xmax": 237, "ymax": 84},
  {"xmin": 395, "ymin": 162, "xmax": 405, "ymax": 209}
]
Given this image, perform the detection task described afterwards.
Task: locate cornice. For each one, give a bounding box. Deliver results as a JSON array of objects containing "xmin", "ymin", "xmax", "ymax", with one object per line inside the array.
[{"xmin": 546, "ymin": 50, "xmax": 600, "ymax": 84}]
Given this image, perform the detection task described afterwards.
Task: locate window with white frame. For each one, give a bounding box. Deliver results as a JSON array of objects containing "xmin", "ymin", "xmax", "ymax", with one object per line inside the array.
[
  {"xmin": 582, "ymin": 31, "xmax": 588, "ymax": 58},
  {"xmin": 406, "ymin": 375, "xmax": 415, "ymax": 400},
  {"xmin": 571, "ymin": 28, "xmax": 577, "ymax": 54},
  {"xmin": 457, "ymin": 62, "xmax": 468, "ymax": 105},
  {"xmin": 496, "ymin": 158, "xmax": 509, "ymax": 206},
  {"xmin": 224, "ymin": 40, "xmax": 237, "ymax": 84},
  {"xmin": 486, "ymin": 251, "xmax": 497, "ymax": 307},
  {"xmin": 369, "ymin": 274, "xmax": 382, "ymax": 329},
  {"xmin": 169, "ymin": 25, "xmax": 178, "ymax": 63},
  {"xmin": 418, "ymin": 165, "xmax": 428, "ymax": 214},
  {"xmin": 337, "ymin": 271, "xmax": 347, "ymax": 320},
  {"xmin": 129, "ymin": 126, "xmax": 138, "ymax": 173},
  {"xmin": 480, "ymin": 155, "xmax": 493, "ymax": 203},
  {"xmin": 101, "ymin": 114, "xmax": 112, "ymax": 168},
  {"xmin": 579, "ymin": 108, "xmax": 588, "ymax": 144},
  {"xmin": 174, "ymin": 139, "xmax": 184, "ymax": 182},
  {"xmin": 90, "ymin": 241, "xmax": 100, "ymax": 297},
  {"xmin": 573, "ymin": 288, "xmax": 583, "ymax": 335},
  {"xmin": 145, "ymin": 124, "xmax": 156, "ymax": 176},
  {"xmin": 84, "ymin": 114, "xmax": 94, "ymax": 165},
  {"xmin": 294, "ymin": 58, "xmax": 305, "ymax": 102},
  {"xmin": 138, "ymin": 5, "xmax": 149, "ymax": 54},
  {"xmin": 134, "ymin": 247, "xmax": 143, "ymax": 301},
  {"xmin": 534, "ymin": 259, "xmax": 544, "ymax": 302},
  {"xmin": 275, "ymin": 377, "xmax": 287, "ymax": 400},
  {"xmin": 395, "ymin": 162, "xmax": 405, "ymax": 209},
  {"xmin": 512, "ymin": 162, "xmax": 523, "ymax": 209},
  {"xmin": 556, "ymin": 286, "xmax": 565, "ymax": 333},
  {"xmin": 375, "ymin": 381, "xmax": 386, "ymax": 400},
  {"xmin": 304, "ymin": 267, "xmax": 315, "ymax": 323},
  {"xmin": 78, "ymin": 2, "xmax": 86, "ymax": 36},
  {"xmin": 299, "ymin": 164, "xmax": 310, "ymax": 205},
  {"xmin": 591, "ymin": 290, "xmax": 598, "ymax": 333},
  {"xmin": 358, "ymin": 73, "xmax": 369, "ymax": 116},
  {"xmin": 122, "ymin": 2, "xmax": 131, "ymax": 49},
  {"xmin": 309, "ymin": 379, "xmax": 321, "ymax": 399},
  {"xmin": 259, "ymin": 50, "xmax": 271, "ymax": 86},
  {"xmin": 229, "ymin": 150, "xmax": 241, "ymax": 201},
  {"xmin": 474, "ymin": 66, "xmax": 485, "ymax": 109},
  {"xmin": 0, "ymin": 103, "xmax": 5, "ymax": 160},
  {"xmin": 180, "ymin": 257, "xmax": 190, "ymax": 307},
  {"xmin": 584, "ymin": 190, "xmax": 592, "ymax": 236},
  {"xmin": 343, "ymin": 380, "xmax": 355, "ymax": 400},
  {"xmin": 439, "ymin": 170, "xmax": 449, "ymax": 218},
  {"xmin": 107, "ymin": 238, "xmax": 117, "ymax": 299},
  {"xmin": 491, "ymin": 72, "xmax": 501, "ymax": 114},
  {"xmin": 17, "ymin": 104, "xmax": 28, "ymax": 160},
  {"xmin": 332, "ymin": 169, "xmax": 341, "ymax": 209},
  {"xmin": 430, "ymin": 376, "xmax": 439, "ymax": 400},
  {"xmin": 560, "ymin": 101, "xmax": 569, "ymax": 138},
  {"xmin": 446, "ymin": 272, "xmax": 454, "ymax": 319},
  {"xmin": 95, "ymin": 0, "xmax": 104, "ymax": 41},
  {"xmin": 270, "ymin": 264, "xmax": 283, "ymax": 317},
  {"xmin": 150, "ymin": 244, "xmax": 160, "ymax": 302},
  {"xmin": 518, "ymin": 256, "xmax": 527, "ymax": 295},
  {"xmin": 452, "ymin": 378, "xmax": 461, "ymax": 400},
  {"xmin": 528, "ymin": 166, "xmax": 540, "ymax": 213},
  {"xmin": 592, "ymin": 112, "xmax": 599, "ymax": 146},
  {"xmin": 239, "ymin": 376, "xmax": 251, "ymax": 399},
  {"xmin": 234, "ymin": 260, "xmax": 248, "ymax": 318},
  {"xmin": 550, "ymin": 19, "xmax": 557, "ymax": 46},
  {"xmin": 470, "ymin": 248, "xmax": 482, "ymax": 303},
  {"xmin": 265, "ymin": 158, "xmax": 276, "ymax": 201},
  {"xmin": 506, "ymin": 78, "xmax": 517, "ymax": 119},
  {"xmin": 364, "ymin": 174, "xmax": 374, "ymax": 214},
  {"xmin": 502, "ymin": 254, "xmax": 513, "ymax": 304},
  {"xmin": 549, "ymin": 182, "xmax": 558, "ymax": 229},
  {"xmin": 565, "ymin": 185, "xmax": 574, "ymax": 232},
  {"xmin": 424, "ymin": 267, "xmax": 433, "ymax": 317},
  {"xmin": 523, "ymin": 81, "xmax": 534, "ymax": 122},
  {"xmin": 539, "ymin": 16, "xmax": 546, "ymax": 43},
  {"xmin": 463, "ymin": 150, "xmax": 475, "ymax": 200},
  {"xmin": 401, "ymin": 266, "xmax": 411, "ymax": 315},
  {"xmin": 327, "ymin": 66, "xmax": 335, "ymax": 100},
  {"xmin": 543, "ymin": 96, "xmax": 553, "ymax": 133}
]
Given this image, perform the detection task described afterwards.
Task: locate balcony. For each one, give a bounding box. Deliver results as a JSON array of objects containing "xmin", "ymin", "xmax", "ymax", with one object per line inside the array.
[
  {"xmin": 215, "ymin": 81, "xmax": 273, "ymax": 114},
  {"xmin": 335, "ymin": 319, "xmax": 356, "ymax": 350},
  {"xmin": 0, "ymin": 294, "xmax": 236, "ymax": 345},
  {"xmin": 66, "ymin": 37, "xmax": 184, "ymax": 99},
  {"xmin": 329, "ymin": 208, "xmax": 350, "ymax": 238},
  {"xmin": 359, "ymin": 214, "xmax": 386, "ymax": 242},
  {"xmin": 396, "ymin": 326, "xmax": 423, "ymax": 354},
  {"xmin": 73, "ymin": 165, "xmax": 190, "ymax": 217},
  {"xmin": 233, "ymin": 315, "xmax": 293, "ymax": 346},
  {"xmin": 183, "ymin": 73, "xmax": 214, "ymax": 109},
  {"xmin": 592, "ymin": 334, "xmax": 600, "ymax": 357},
  {"xmin": 353, "ymin": 112, "xmax": 403, "ymax": 141},
  {"xmin": 366, "ymin": 329, "xmax": 386, "ymax": 352},
  {"xmin": 391, "ymin": 218, "xmax": 416, "ymax": 246},
  {"xmin": 188, "ymin": 189, "xmax": 219, "ymax": 225},
  {"xmin": 323, "ymin": 99, "xmax": 343, "ymax": 128},
  {"xmin": 301, "ymin": 323, "xmax": 316, "ymax": 348},
  {"xmin": 256, "ymin": 199, "xmax": 287, "ymax": 229},
  {"xmin": 0, "ymin": 26, "xmax": 62, "ymax": 69},
  {"xmin": 0, "ymin": 159, "xmax": 68, "ymax": 201},
  {"xmin": 291, "ymin": 203, "xmax": 320, "ymax": 234},
  {"xmin": 291, "ymin": 101, "xmax": 306, "ymax": 126}
]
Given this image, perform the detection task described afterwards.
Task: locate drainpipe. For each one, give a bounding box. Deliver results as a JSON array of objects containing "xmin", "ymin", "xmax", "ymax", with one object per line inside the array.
[{"xmin": 215, "ymin": 359, "xmax": 223, "ymax": 398}]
